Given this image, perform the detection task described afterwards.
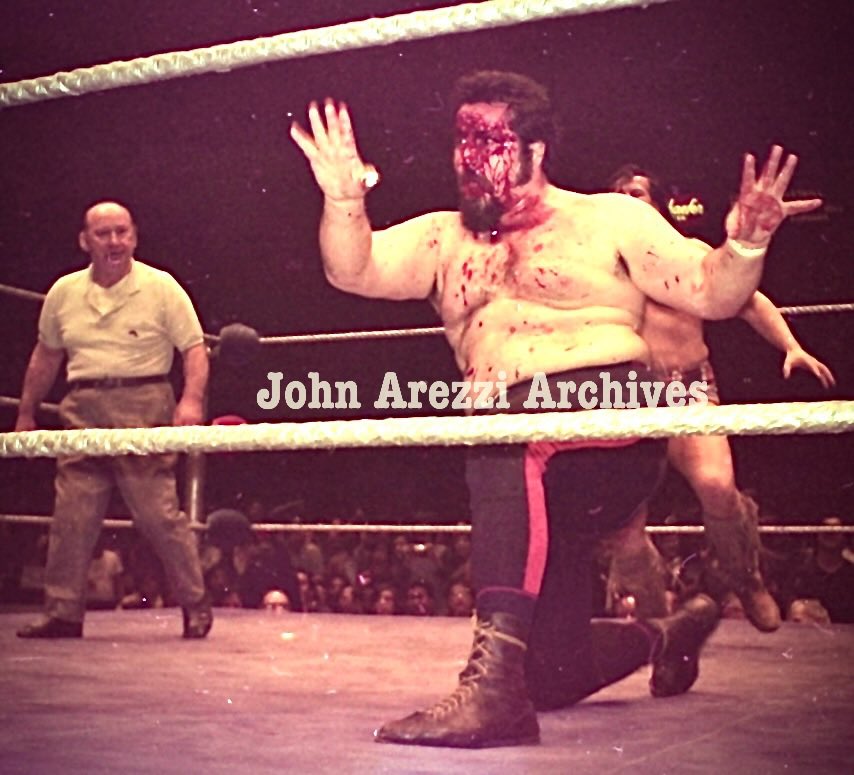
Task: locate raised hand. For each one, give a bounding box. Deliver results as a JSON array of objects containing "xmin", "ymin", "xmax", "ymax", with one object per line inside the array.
[
  {"xmin": 290, "ymin": 99, "xmax": 378, "ymax": 202},
  {"xmin": 725, "ymin": 145, "xmax": 822, "ymax": 246}
]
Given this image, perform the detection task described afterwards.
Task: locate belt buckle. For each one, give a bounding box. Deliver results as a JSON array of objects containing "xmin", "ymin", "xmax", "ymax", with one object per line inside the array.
[{"xmin": 103, "ymin": 377, "xmax": 122, "ymax": 388}]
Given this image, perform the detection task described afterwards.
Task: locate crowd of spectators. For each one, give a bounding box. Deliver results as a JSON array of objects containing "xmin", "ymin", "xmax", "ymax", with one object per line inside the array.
[{"xmin": 1, "ymin": 502, "xmax": 852, "ymax": 625}]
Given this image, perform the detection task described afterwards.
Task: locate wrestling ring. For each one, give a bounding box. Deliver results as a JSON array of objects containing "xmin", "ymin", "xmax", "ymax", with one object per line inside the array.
[{"xmin": 1, "ymin": 1, "xmax": 852, "ymax": 773}]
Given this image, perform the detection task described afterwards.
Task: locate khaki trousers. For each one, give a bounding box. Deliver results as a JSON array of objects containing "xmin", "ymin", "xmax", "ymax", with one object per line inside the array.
[{"xmin": 44, "ymin": 382, "xmax": 205, "ymax": 622}]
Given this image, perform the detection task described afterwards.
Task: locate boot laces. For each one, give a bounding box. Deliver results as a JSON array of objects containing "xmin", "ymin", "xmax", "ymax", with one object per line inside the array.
[{"xmin": 424, "ymin": 624, "xmax": 494, "ymax": 718}]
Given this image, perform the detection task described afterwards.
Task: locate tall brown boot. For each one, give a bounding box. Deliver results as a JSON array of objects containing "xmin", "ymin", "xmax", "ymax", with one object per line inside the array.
[
  {"xmin": 608, "ymin": 534, "xmax": 670, "ymax": 619},
  {"xmin": 647, "ymin": 594, "xmax": 720, "ymax": 697},
  {"xmin": 375, "ymin": 612, "xmax": 540, "ymax": 748},
  {"xmin": 703, "ymin": 494, "xmax": 781, "ymax": 632}
]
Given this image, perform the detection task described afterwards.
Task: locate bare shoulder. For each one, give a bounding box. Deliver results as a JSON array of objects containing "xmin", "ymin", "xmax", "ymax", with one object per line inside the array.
[
  {"xmin": 548, "ymin": 188, "xmax": 638, "ymax": 219},
  {"xmin": 586, "ymin": 191, "xmax": 649, "ymax": 216},
  {"xmin": 687, "ymin": 236, "xmax": 713, "ymax": 251},
  {"xmin": 378, "ymin": 209, "xmax": 460, "ymax": 243},
  {"xmin": 547, "ymin": 186, "xmax": 590, "ymax": 210},
  {"xmin": 387, "ymin": 209, "xmax": 458, "ymax": 230}
]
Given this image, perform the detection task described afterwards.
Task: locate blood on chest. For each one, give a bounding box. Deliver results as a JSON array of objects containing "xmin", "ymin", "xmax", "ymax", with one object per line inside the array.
[{"xmin": 439, "ymin": 231, "xmax": 620, "ymax": 319}]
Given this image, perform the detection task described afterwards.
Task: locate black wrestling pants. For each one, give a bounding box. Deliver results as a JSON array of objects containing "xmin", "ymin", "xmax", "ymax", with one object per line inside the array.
[{"xmin": 465, "ymin": 364, "xmax": 668, "ymax": 703}]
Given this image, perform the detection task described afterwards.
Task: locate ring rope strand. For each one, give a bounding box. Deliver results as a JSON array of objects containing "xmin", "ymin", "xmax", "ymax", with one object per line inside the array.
[
  {"xmin": 2, "ymin": 283, "xmax": 853, "ymax": 338},
  {"xmin": 0, "ymin": 396, "xmax": 60, "ymax": 414},
  {"xmin": 1, "ymin": 400, "xmax": 852, "ymax": 459},
  {"xmin": 0, "ymin": 283, "xmax": 48, "ymax": 303},
  {"xmin": 1, "ymin": 513, "xmax": 851, "ymax": 535},
  {"xmin": 251, "ymin": 301, "xmax": 854, "ymax": 343},
  {"xmin": 0, "ymin": 0, "xmax": 677, "ymax": 109}
]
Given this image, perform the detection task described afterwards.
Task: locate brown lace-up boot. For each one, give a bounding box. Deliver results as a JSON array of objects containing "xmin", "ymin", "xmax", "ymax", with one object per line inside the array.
[
  {"xmin": 703, "ymin": 494, "xmax": 781, "ymax": 632},
  {"xmin": 609, "ymin": 533, "xmax": 670, "ymax": 619},
  {"xmin": 375, "ymin": 612, "xmax": 540, "ymax": 748},
  {"xmin": 647, "ymin": 594, "xmax": 720, "ymax": 697}
]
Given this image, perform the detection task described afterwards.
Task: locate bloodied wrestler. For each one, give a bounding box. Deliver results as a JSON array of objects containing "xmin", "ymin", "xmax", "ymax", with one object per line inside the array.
[{"xmin": 290, "ymin": 71, "xmax": 821, "ymax": 748}]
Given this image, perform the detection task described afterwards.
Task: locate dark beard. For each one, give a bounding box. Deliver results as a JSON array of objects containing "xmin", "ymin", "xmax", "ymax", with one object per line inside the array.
[
  {"xmin": 457, "ymin": 144, "xmax": 534, "ymax": 236},
  {"xmin": 459, "ymin": 194, "xmax": 504, "ymax": 234}
]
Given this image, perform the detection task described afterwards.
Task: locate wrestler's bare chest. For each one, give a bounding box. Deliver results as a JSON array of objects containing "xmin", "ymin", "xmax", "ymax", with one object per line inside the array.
[{"xmin": 434, "ymin": 211, "xmax": 636, "ymax": 328}]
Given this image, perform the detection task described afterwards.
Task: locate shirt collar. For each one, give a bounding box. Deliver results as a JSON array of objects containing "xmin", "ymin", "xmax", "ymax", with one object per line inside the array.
[{"xmin": 84, "ymin": 259, "xmax": 140, "ymax": 316}]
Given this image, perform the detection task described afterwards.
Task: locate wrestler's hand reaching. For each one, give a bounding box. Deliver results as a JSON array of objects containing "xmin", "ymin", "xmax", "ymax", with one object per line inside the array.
[
  {"xmin": 725, "ymin": 145, "xmax": 822, "ymax": 247},
  {"xmin": 783, "ymin": 347, "xmax": 836, "ymax": 389},
  {"xmin": 290, "ymin": 100, "xmax": 378, "ymax": 202}
]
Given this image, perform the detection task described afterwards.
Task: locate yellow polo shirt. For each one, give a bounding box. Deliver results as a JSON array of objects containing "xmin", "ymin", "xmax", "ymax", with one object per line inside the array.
[{"xmin": 38, "ymin": 259, "xmax": 204, "ymax": 382}]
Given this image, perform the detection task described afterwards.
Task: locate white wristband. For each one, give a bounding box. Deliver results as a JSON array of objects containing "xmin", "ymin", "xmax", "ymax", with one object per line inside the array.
[{"xmin": 726, "ymin": 237, "xmax": 767, "ymax": 259}]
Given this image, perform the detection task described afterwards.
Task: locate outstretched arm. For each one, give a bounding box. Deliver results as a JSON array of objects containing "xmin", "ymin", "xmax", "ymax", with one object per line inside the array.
[
  {"xmin": 15, "ymin": 341, "xmax": 64, "ymax": 431},
  {"xmin": 290, "ymin": 100, "xmax": 439, "ymax": 300},
  {"xmin": 738, "ymin": 292, "xmax": 835, "ymax": 387},
  {"xmin": 619, "ymin": 146, "xmax": 822, "ymax": 319}
]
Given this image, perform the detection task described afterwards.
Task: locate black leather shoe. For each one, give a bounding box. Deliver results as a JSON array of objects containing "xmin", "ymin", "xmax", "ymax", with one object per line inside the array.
[
  {"xmin": 17, "ymin": 617, "xmax": 83, "ymax": 639},
  {"xmin": 182, "ymin": 595, "xmax": 213, "ymax": 639},
  {"xmin": 649, "ymin": 594, "xmax": 719, "ymax": 698}
]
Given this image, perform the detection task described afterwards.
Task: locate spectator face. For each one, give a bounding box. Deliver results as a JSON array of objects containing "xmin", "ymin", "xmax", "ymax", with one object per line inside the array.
[
  {"xmin": 327, "ymin": 575, "xmax": 346, "ymax": 599},
  {"xmin": 406, "ymin": 584, "xmax": 434, "ymax": 616},
  {"xmin": 375, "ymin": 588, "xmax": 397, "ymax": 615},
  {"xmin": 263, "ymin": 589, "xmax": 291, "ymax": 613},
  {"xmin": 452, "ymin": 534, "xmax": 472, "ymax": 559},
  {"xmin": 817, "ymin": 517, "xmax": 844, "ymax": 551},
  {"xmin": 338, "ymin": 585, "xmax": 359, "ymax": 613},
  {"xmin": 447, "ymin": 583, "xmax": 474, "ymax": 617},
  {"xmin": 614, "ymin": 175, "xmax": 654, "ymax": 206},
  {"xmin": 392, "ymin": 536, "xmax": 409, "ymax": 560}
]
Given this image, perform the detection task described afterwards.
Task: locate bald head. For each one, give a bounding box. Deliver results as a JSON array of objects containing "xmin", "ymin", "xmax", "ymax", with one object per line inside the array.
[
  {"xmin": 83, "ymin": 201, "xmax": 134, "ymax": 231},
  {"xmin": 79, "ymin": 200, "xmax": 137, "ymax": 287}
]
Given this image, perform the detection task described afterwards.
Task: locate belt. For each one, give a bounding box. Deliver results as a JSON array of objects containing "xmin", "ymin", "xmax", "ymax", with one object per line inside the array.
[
  {"xmin": 68, "ymin": 374, "xmax": 169, "ymax": 390},
  {"xmin": 666, "ymin": 363, "xmax": 713, "ymax": 386}
]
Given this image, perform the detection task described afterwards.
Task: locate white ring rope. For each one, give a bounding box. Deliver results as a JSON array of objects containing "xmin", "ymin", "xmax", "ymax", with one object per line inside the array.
[
  {"xmin": 0, "ymin": 0, "xmax": 676, "ymax": 109},
  {"xmin": 2, "ymin": 283, "xmax": 851, "ymax": 348},
  {"xmin": 1, "ymin": 513, "xmax": 850, "ymax": 535},
  {"xmin": 254, "ymin": 303, "xmax": 854, "ymax": 345},
  {"xmin": 1, "ymin": 401, "xmax": 851, "ymax": 459}
]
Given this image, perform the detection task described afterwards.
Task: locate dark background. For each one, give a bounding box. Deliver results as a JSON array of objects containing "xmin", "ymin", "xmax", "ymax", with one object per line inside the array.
[{"xmin": 0, "ymin": 0, "xmax": 851, "ymax": 523}]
